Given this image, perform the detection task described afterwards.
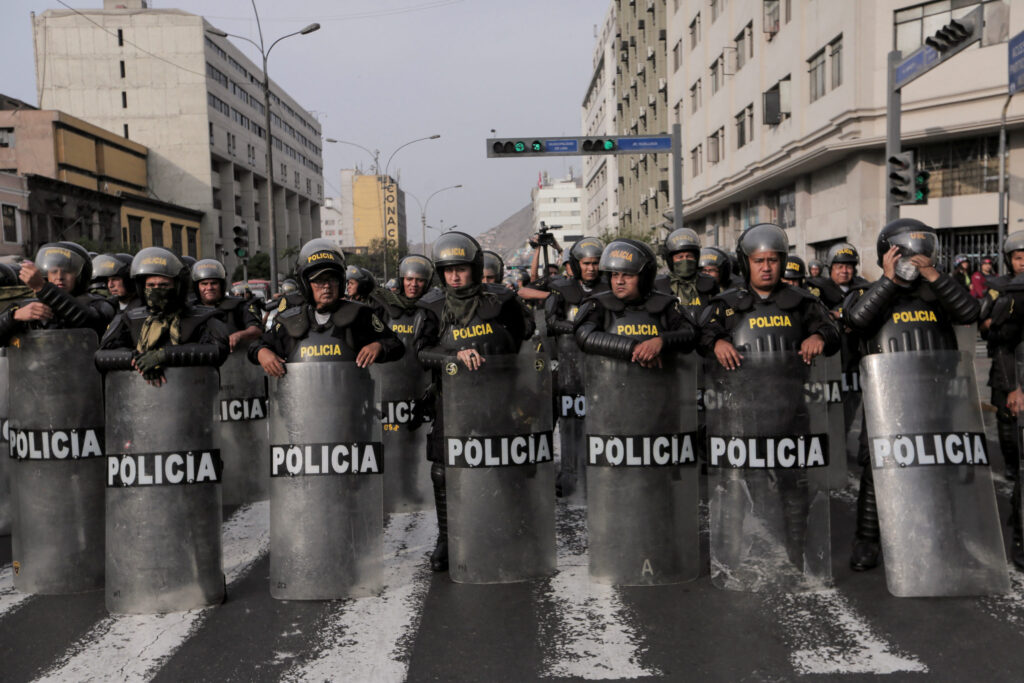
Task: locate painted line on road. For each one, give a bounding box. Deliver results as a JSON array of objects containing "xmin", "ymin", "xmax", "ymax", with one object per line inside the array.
[
  {"xmin": 978, "ymin": 568, "xmax": 1024, "ymax": 636},
  {"xmin": 0, "ymin": 564, "xmax": 34, "ymax": 618},
  {"xmin": 280, "ymin": 511, "xmax": 435, "ymax": 683},
  {"xmin": 32, "ymin": 501, "xmax": 270, "ymax": 683},
  {"xmin": 537, "ymin": 502, "xmax": 659, "ymax": 680}
]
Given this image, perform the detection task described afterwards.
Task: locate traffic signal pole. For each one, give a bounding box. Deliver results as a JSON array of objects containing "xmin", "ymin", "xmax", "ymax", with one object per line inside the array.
[
  {"xmin": 886, "ymin": 50, "xmax": 902, "ymax": 224},
  {"xmin": 672, "ymin": 123, "xmax": 683, "ymax": 233}
]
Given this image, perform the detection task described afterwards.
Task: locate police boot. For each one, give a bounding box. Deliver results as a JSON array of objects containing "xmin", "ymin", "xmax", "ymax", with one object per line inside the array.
[
  {"xmin": 779, "ymin": 473, "xmax": 809, "ymax": 569},
  {"xmin": 996, "ymin": 417, "xmax": 1020, "ymax": 482},
  {"xmin": 850, "ymin": 466, "xmax": 881, "ymax": 571},
  {"xmin": 430, "ymin": 462, "xmax": 449, "ymax": 572}
]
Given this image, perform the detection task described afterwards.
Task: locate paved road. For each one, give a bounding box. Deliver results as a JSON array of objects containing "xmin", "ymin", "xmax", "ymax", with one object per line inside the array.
[{"xmin": 1, "ymin": 344, "xmax": 1022, "ymax": 682}]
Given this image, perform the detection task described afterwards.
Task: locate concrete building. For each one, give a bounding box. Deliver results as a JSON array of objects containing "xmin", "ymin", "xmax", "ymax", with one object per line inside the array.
[
  {"xmin": 320, "ymin": 196, "xmax": 355, "ymax": 252},
  {"xmin": 665, "ymin": 0, "xmax": 1020, "ymax": 278},
  {"xmin": 582, "ymin": 2, "xmax": 621, "ymax": 239},
  {"xmin": 34, "ymin": 0, "xmax": 323, "ymax": 275},
  {"xmin": 0, "ymin": 173, "xmax": 30, "ymax": 259},
  {"xmin": 532, "ymin": 172, "xmax": 584, "ymax": 249},
  {"xmin": 340, "ymin": 171, "xmax": 406, "ymax": 255}
]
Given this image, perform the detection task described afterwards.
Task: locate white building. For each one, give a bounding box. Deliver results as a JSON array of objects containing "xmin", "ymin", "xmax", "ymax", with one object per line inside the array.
[
  {"xmin": 581, "ymin": 3, "xmax": 621, "ymax": 239},
  {"xmin": 33, "ymin": 0, "xmax": 323, "ymax": 274},
  {"xmin": 665, "ymin": 0, "xmax": 1021, "ymax": 278},
  {"xmin": 532, "ymin": 172, "xmax": 584, "ymax": 250},
  {"xmin": 320, "ymin": 196, "xmax": 355, "ymax": 252}
]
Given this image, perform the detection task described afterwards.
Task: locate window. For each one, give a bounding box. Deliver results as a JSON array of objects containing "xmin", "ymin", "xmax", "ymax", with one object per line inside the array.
[
  {"xmin": 117, "ymin": 29, "xmax": 123, "ymax": 47},
  {"xmin": 689, "ymin": 13, "xmax": 701, "ymax": 49},
  {"xmin": 691, "ymin": 143, "xmax": 703, "ymax": 176},
  {"xmin": 209, "ymin": 122, "xmax": 214, "ymax": 144},
  {"xmin": 171, "ymin": 224, "xmax": 183, "ymax": 255},
  {"xmin": 294, "ymin": 171, "xmax": 300, "ymax": 189},
  {"xmin": 710, "ymin": 56, "xmax": 724, "ymax": 95},
  {"xmin": 186, "ymin": 227, "xmax": 198, "ymax": 258},
  {"xmin": 779, "ymin": 186, "xmax": 795, "ymax": 228},
  {"xmin": 808, "ymin": 49, "xmax": 826, "ymax": 102},
  {"xmin": 830, "ymin": 35, "xmax": 843, "ymax": 89},
  {"xmin": 119, "ymin": 60, "xmax": 125, "ymax": 78},
  {"xmin": 690, "ymin": 79, "xmax": 702, "ymax": 113},
  {"xmin": 123, "ymin": 124, "xmax": 129, "ymax": 139},
  {"xmin": 764, "ymin": 0, "xmax": 780, "ymax": 34},
  {"xmin": 673, "ymin": 40, "xmax": 682, "ymax": 72},
  {"xmin": 735, "ymin": 23, "xmax": 753, "ymax": 70},
  {"xmin": 763, "ymin": 75, "xmax": 791, "ymax": 124},
  {"xmin": 234, "ymin": 195, "xmax": 242, "ymax": 216},
  {"xmin": 2, "ymin": 204, "xmax": 17, "ymax": 243},
  {"xmin": 306, "ymin": 178, "xmax": 312, "ymax": 194},
  {"xmin": 150, "ymin": 220, "xmax": 164, "ymax": 247},
  {"xmin": 916, "ymin": 135, "xmax": 999, "ymax": 198},
  {"xmin": 711, "ymin": 0, "xmax": 723, "ymax": 22},
  {"xmin": 0, "ymin": 128, "xmax": 13, "ymax": 148},
  {"xmin": 208, "ymin": 92, "xmax": 230, "ymax": 117},
  {"xmin": 206, "ymin": 62, "xmax": 228, "ymax": 88},
  {"xmin": 736, "ymin": 105, "xmax": 755, "ymax": 148},
  {"xmin": 128, "ymin": 215, "xmax": 143, "ymax": 248},
  {"xmin": 121, "ymin": 91, "xmax": 127, "ymax": 108},
  {"xmin": 708, "ymin": 127, "xmax": 724, "ymax": 163},
  {"xmin": 280, "ymin": 163, "xmax": 286, "ymax": 179}
]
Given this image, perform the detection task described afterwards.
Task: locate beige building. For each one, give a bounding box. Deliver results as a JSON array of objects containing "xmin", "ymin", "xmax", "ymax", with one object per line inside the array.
[
  {"xmin": 34, "ymin": 0, "xmax": 323, "ymax": 273},
  {"xmin": 331, "ymin": 171, "xmax": 407, "ymax": 255},
  {"xmin": 582, "ymin": 3, "xmax": 621, "ymax": 239},
  {"xmin": 666, "ymin": 0, "xmax": 1020, "ymax": 278}
]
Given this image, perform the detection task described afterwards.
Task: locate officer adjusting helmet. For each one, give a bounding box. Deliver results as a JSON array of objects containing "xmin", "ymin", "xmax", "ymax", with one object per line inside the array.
[
  {"xmin": 736, "ymin": 223, "xmax": 788, "ymax": 281},
  {"xmin": 482, "ymin": 250, "xmax": 505, "ymax": 283},
  {"xmin": 876, "ymin": 218, "xmax": 938, "ymax": 282},
  {"xmin": 279, "ymin": 278, "xmax": 300, "ymax": 296},
  {"xmin": 699, "ymin": 246, "xmax": 732, "ymax": 283},
  {"xmin": 1002, "ymin": 230, "xmax": 1024, "ymax": 271},
  {"xmin": 661, "ymin": 228, "xmax": 702, "ymax": 276},
  {"xmin": 599, "ymin": 239, "xmax": 658, "ymax": 296},
  {"xmin": 398, "ymin": 254, "xmax": 435, "ymax": 285},
  {"xmin": 34, "ymin": 241, "xmax": 92, "ymax": 296},
  {"xmin": 296, "ymin": 240, "xmax": 346, "ymax": 301},
  {"xmin": 432, "ymin": 231, "xmax": 484, "ymax": 287},
  {"xmin": 783, "ymin": 255, "xmax": 806, "ymax": 281},
  {"xmin": 131, "ymin": 246, "xmax": 190, "ymax": 304},
  {"xmin": 568, "ymin": 236, "xmax": 605, "ymax": 283},
  {"xmin": 826, "ymin": 242, "xmax": 859, "ymax": 272},
  {"xmin": 190, "ymin": 258, "xmax": 227, "ymax": 299}
]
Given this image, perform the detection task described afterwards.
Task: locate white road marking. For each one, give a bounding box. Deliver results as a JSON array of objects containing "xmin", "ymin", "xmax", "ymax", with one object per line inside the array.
[
  {"xmin": 979, "ymin": 568, "xmax": 1024, "ymax": 635},
  {"xmin": 33, "ymin": 502, "xmax": 269, "ymax": 683},
  {"xmin": 280, "ymin": 511, "xmax": 435, "ymax": 683},
  {"xmin": 0, "ymin": 564, "xmax": 34, "ymax": 617},
  {"xmin": 537, "ymin": 503, "xmax": 658, "ymax": 680}
]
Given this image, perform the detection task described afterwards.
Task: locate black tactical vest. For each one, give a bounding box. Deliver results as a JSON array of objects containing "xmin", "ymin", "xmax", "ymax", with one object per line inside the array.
[
  {"xmin": 868, "ymin": 295, "xmax": 956, "ymax": 354},
  {"xmin": 387, "ymin": 309, "xmax": 417, "ymax": 345},
  {"xmin": 730, "ymin": 296, "xmax": 806, "ymax": 352},
  {"xmin": 440, "ymin": 311, "xmax": 516, "ymax": 353},
  {"xmin": 603, "ymin": 305, "xmax": 663, "ymax": 341},
  {"xmin": 288, "ymin": 322, "xmax": 357, "ymax": 362}
]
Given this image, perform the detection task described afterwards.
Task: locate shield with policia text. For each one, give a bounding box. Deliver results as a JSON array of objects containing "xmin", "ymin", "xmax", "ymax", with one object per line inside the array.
[
  {"xmin": 371, "ymin": 349, "xmax": 432, "ymax": 513},
  {"xmin": 214, "ymin": 343, "xmax": 269, "ymax": 505},
  {"xmin": 585, "ymin": 353, "xmax": 700, "ymax": 585},
  {"xmin": 0, "ymin": 350, "xmax": 10, "ymax": 535},
  {"xmin": 809, "ymin": 353, "xmax": 847, "ymax": 489},
  {"xmin": 8, "ymin": 329, "xmax": 105, "ymax": 594},
  {"xmin": 862, "ymin": 349, "xmax": 1008, "ymax": 597},
  {"xmin": 705, "ymin": 350, "xmax": 831, "ymax": 592},
  {"xmin": 268, "ymin": 362, "xmax": 383, "ymax": 599},
  {"xmin": 555, "ymin": 333, "xmax": 587, "ymax": 503},
  {"xmin": 443, "ymin": 352, "xmax": 556, "ymax": 583},
  {"xmin": 105, "ymin": 367, "xmax": 224, "ymax": 613}
]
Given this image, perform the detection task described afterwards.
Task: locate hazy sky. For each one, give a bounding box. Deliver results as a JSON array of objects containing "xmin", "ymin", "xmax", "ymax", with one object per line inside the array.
[{"xmin": 2, "ymin": 0, "xmax": 609, "ymax": 241}]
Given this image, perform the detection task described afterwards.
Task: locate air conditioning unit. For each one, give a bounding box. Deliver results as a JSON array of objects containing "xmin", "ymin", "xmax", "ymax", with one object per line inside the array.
[
  {"xmin": 648, "ymin": 93, "xmax": 657, "ymax": 106},
  {"xmin": 658, "ymin": 78, "xmax": 667, "ymax": 92},
  {"xmin": 647, "ymin": 46, "xmax": 655, "ymax": 60}
]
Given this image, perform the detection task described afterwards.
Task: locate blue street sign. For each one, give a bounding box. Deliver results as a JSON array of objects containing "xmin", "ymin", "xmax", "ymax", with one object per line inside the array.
[
  {"xmin": 1010, "ymin": 30, "xmax": 1024, "ymax": 95},
  {"xmin": 895, "ymin": 46, "xmax": 941, "ymax": 89},
  {"xmin": 616, "ymin": 136, "xmax": 672, "ymax": 152},
  {"xmin": 545, "ymin": 139, "xmax": 579, "ymax": 153}
]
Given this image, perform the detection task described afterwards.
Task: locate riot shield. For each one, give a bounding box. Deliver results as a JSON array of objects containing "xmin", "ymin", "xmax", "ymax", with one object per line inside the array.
[
  {"xmin": 268, "ymin": 362, "xmax": 382, "ymax": 600},
  {"xmin": 8, "ymin": 329, "xmax": 105, "ymax": 594},
  {"xmin": 585, "ymin": 353, "xmax": 700, "ymax": 585},
  {"xmin": 105, "ymin": 367, "xmax": 223, "ymax": 613},
  {"xmin": 214, "ymin": 344, "xmax": 269, "ymax": 505},
  {"xmin": 0, "ymin": 350, "xmax": 10, "ymax": 535},
  {"xmin": 705, "ymin": 350, "xmax": 832, "ymax": 592},
  {"xmin": 861, "ymin": 350, "xmax": 1009, "ymax": 597},
  {"xmin": 442, "ymin": 352, "xmax": 556, "ymax": 584},
  {"xmin": 955, "ymin": 324, "xmax": 977, "ymax": 356},
  {"xmin": 555, "ymin": 334, "xmax": 587, "ymax": 503},
  {"xmin": 371, "ymin": 351, "xmax": 431, "ymax": 513},
  {"xmin": 809, "ymin": 353, "xmax": 846, "ymax": 489}
]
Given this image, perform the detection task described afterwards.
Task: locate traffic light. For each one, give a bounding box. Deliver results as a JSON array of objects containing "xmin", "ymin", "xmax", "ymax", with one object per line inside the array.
[
  {"xmin": 581, "ymin": 138, "xmax": 617, "ymax": 153},
  {"xmin": 887, "ymin": 151, "xmax": 914, "ymax": 205},
  {"xmin": 925, "ymin": 15, "xmax": 977, "ymax": 52},
  {"xmin": 914, "ymin": 168, "xmax": 931, "ymax": 204},
  {"xmin": 233, "ymin": 225, "xmax": 249, "ymax": 261},
  {"xmin": 491, "ymin": 140, "xmax": 530, "ymax": 155}
]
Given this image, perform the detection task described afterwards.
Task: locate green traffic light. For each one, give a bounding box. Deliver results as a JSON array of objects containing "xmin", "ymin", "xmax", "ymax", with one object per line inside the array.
[
  {"xmin": 531, "ymin": 140, "xmax": 543, "ymax": 152},
  {"xmin": 602, "ymin": 140, "xmax": 615, "ymax": 151},
  {"xmin": 514, "ymin": 141, "xmax": 526, "ymax": 153}
]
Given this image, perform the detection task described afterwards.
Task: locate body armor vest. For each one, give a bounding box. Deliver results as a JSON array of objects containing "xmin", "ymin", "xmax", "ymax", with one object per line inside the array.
[
  {"xmin": 869, "ymin": 294, "xmax": 956, "ymax": 354},
  {"xmin": 439, "ymin": 311, "xmax": 516, "ymax": 353},
  {"xmin": 288, "ymin": 322, "xmax": 357, "ymax": 363},
  {"xmin": 603, "ymin": 305, "xmax": 663, "ymax": 342},
  {"xmin": 386, "ymin": 308, "xmax": 417, "ymax": 345},
  {"xmin": 730, "ymin": 297, "xmax": 806, "ymax": 352}
]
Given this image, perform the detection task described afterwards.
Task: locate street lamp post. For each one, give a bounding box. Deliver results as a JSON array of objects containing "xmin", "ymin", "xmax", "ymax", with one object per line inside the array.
[
  {"xmin": 407, "ymin": 184, "xmax": 463, "ymax": 252},
  {"xmin": 206, "ymin": 13, "xmax": 319, "ymax": 295}
]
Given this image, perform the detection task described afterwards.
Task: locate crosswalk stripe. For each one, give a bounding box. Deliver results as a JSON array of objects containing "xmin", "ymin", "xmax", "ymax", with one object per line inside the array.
[
  {"xmin": 280, "ymin": 511, "xmax": 435, "ymax": 682},
  {"xmin": 32, "ymin": 501, "xmax": 270, "ymax": 683}
]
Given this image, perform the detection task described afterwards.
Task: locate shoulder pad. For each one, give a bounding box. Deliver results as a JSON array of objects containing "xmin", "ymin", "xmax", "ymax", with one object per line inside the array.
[
  {"xmin": 331, "ymin": 300, "xmax": 366, "ymax": 329},
  {"xmin": 653, "ymin": 273, "xmax": 671, "ymax": 293},
  {"xmin": 278, "ymin": 303, "xmax": 309, "ymax": 338},
  {"xmin": 125, "ymin": 306, "xmax": 150, "ymax": 321},
  {"xmin": 712, "ymin": 288, "xmax": 753, "ymax": 311},
  {"xmin": 417, "ymin": 287, "xmax": 444, "ymax": 305},
  {"xmin": 483, "ymin": 282, "xmax": 515, "ymax": 299},
  {"xmin": 218, "ymin": 296, "xmax": 244, "ymax": 312},
  {"xmin": 696, "ymin": 273, "xmax": 718, "ymax": 295},
  {"xmin": 592, "ymin": 289, "xmax": 625, "ymax": 312},
  {"xmin": 851, "ymin": 275, "xmax": 872, "ymax": 288},
  {"xmin": 775, "ymin": 284, "xmax": 819, "ymax": 310},
  {"xmin": 645, "ymin": 291, "xmax": 678, "ymax": 314},
  {"xmin": 1001, "ymin": 275, "xmax": 1024, "ymax": 293}
]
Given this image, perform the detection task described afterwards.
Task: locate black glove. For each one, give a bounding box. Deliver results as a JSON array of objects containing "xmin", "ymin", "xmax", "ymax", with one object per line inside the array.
[
  {"xmin": 409, "ymin": 383, "xmax": 438, "ymax": 431},
  {"xmin": 135, "ymin": 348, "xmax": 167, "ymax": 374}
]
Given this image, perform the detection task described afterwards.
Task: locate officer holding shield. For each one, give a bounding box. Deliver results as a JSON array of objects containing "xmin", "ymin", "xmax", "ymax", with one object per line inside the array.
[
  {"xmin": 655, "ymin": 228, "xmax": 719, "ymax": 314},
  {"xmin": 192, "ymin": 258, "xmax": 263, "ymax": 351}
]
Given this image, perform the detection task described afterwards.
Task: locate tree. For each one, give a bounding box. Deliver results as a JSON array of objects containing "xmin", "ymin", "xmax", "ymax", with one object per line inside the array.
[
  {"xmin": 232, "ymin": 251, "xmax": 269, "ymax": 281},
  {"xmin": 345, "ymin": 238, "xmax": 408, "ymax": 281}
]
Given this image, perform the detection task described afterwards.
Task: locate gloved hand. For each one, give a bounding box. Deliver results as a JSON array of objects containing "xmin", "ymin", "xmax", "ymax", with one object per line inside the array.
[{"xmin": 135, "ymin": 348, "xmax": 167, "ymax": 374}]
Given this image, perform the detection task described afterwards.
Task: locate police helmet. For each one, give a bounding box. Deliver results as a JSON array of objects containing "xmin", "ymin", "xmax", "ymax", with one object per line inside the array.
[
  {"xmin": 783, "ymin": 255, "xmax": 806, "ymax": 281},
  {"xmin": 876, "ymin": 218, "xmax": 938, "ymax": 266},
  {"xmin": 599, "ymin": 239, "xmax": 657, "ymax": 295},
  {"xmin": 1002, "ymin": 232, "xmax": 1024, "ymax": 270},
  {"xmin": 131, "ymin": 246, "xmax": 190, "ymax": 301},
  {"xmin": 699, "ymin": 246, "xmax": 732, "ymax": 283},
  {"xmin": 180, "ymin": 255, "xmax": 197, "ymax": 269},
  {"xmin": 345, "ymin": 265, "xmax": 376, "ymax": 296},
  {"xmin": 230, "ymin": 282, "xmax": 250, "ymax": 297},
  {"xmin": 826, "ymin": 242, "xmax": 859, "ymax": 269},
  {"xmin": 0, "ymin": 262, "xmax": 20, "ymax": 287},
  {"xmin": 482, "ymin": 250, "xmax": 505, "ymax": 282},
  {"xmin": 35, "ymin": 241, "xmax": 92, "ymax": 296},
  {"xmin": 432, "ymin": 231, "xmax": 483, "ymax": 286},
  {"xmin": 398, "ymin": 254, "xmax": 435, "ymax": 284},
  {"xmin": 736, "ymin": 223, "xmax": 788, "ymax": 281},
  {"xmin": 191, "ymin": 258, "xmax": 228, "ymax": 299},
  {"xmin": 661, "ymin": 228, "xmax": 701, "ymax": 265},
  {"xmin": 297, "ymin": 238, "xmax": 339, "ymax": 270},
  {"xmin": 560, "ymin": 246, "xmax": 572, "ymax": 266},
  {"xmin": 568, "ymin": 237, "xmax": 604, "ymax": 282},
  {"xmin": 296, "ymin": 239, "xmax": 346, "ymax": 301},
  {"xmin": 280, "ymin": 278, "xmax": 299, "ymax": 296}
]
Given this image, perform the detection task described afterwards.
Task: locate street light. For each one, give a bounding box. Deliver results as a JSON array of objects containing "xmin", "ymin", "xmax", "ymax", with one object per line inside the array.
[
  {"xmin": 206, "ymin": 12, "xmax": 320, "ymax": 295},
  {"xmin": 407, "ymin": 184, "xmax": 463, "ymax": 252},
  {"xmin": 324, "ymin": 138, "xmax": 379, "ymax": 174}
]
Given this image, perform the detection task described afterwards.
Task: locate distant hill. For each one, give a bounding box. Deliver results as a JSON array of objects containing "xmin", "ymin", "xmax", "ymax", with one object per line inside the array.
[{"xmin": 408, "ymin": 203, "xmax": 535, "ymax": 266}]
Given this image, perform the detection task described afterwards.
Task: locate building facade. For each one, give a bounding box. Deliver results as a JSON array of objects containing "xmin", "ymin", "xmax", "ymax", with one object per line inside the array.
[
  {"xmin": 532, "ymin": 172, "xmax": 584, "ymax": 249},
  {"xmin": 0, "ymin": 173, "xmax": 29, "ymax": 258},
  {"xmin": 34, "ymin": 0, "xmax": 323, "ymax": 275},
  {"xmin": 582, "ymin": 2, "xmax": 621, "ymax": 239}
]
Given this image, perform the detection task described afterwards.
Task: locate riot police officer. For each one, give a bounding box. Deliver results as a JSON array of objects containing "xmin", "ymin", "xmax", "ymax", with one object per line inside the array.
[
  {"xmin": 250, "ymin": 242, "xmax": 403, "ymax": 375},
  {"xmin": 845, "ymin": 219, "xmax": 980, "ymax": 572},
  {"xmin": 655, "ymin": 228, "xmax": 719, "ymax": 314},
  {"xmin": 92, "ymin": 253, "xmax": 140, "ymax": 311},
  {"xmin": 346, "ymin": 265, "xmax": 376, "ymax": 303},
  {"xmin": 0, "ymin": 242, "xmax": 114, "ymax": 345},
  {"xmin": 808, "ymin": 259, "xmax": 824, "ymax": 279},
  {"xmin": 95, "ymin": 247, "xmax": 229, "ymax": 385},
  {"xmin": 699, "ymin": 246, "xmax": 732, "ymax": 289},
  {"xmin": 192, "ymin": 258, "xmax": 263, "ymax": 351},
  {"xmin": 371, "ymin": 254, "xmax": 434, "ymax": 340},
  {"xmin": 806, "ymin": 242, "xmax": 871, "ymax": 311},
  {"xmin": 482, "ymin": 250, "xmax": 505, "ymax": 285},
  {"xmin": 413, "ymin": 231, "xmax": 531, "ymax": 571},
  {"xmin": 782, "ymin": 256, "xmax": 807, "ymax": 288}
]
